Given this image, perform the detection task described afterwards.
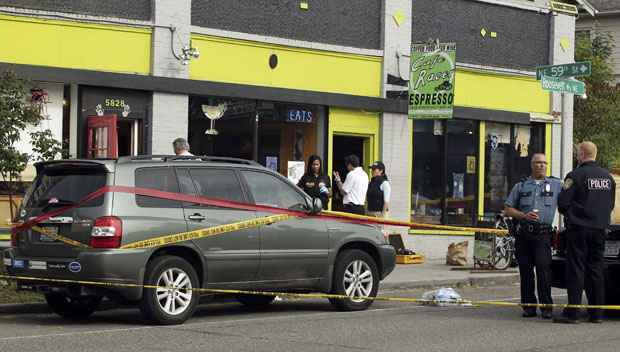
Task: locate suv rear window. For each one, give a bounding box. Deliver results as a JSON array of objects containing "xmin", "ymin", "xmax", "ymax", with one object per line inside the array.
[
  {"xmin": 135, "ymin": 167, "xmax": 181, "ymax": 208},
  {"xmin": 24, "ymin": 172, "xmax": 107, "ymax": 209}
]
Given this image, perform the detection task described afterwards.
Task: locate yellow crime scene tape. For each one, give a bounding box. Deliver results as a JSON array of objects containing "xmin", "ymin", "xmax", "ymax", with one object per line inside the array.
[
  {"xmin": 1, "ymin": 273, "xmax": 620, "ymax": 311},
  {"xmin": 5, "ymin": 213, "xmax": 619, "ymax": 312},
  {"xmin": 119, "ymin": 214, "xmax": 291, "ymax": 250},
  {"xmin": 26, "ymin": 211, "xmax": 507, "ymax": 251},
  {"xmin": 322, "ymin": 211, "xmax": 509, "ymax": 236},
  {"xmin": 27, "ymin": 214, "xmax": 292, "ymax": 250}
]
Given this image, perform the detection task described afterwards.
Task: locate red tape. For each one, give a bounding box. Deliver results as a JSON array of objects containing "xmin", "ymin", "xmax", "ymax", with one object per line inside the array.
[{"xmin": 14, "ymin": 185, "xmax": 492, "ymax": 234}]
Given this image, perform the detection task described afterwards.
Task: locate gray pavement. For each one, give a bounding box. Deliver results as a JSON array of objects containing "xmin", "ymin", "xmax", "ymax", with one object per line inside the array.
[
  {"xmin": 0, "ymin": 285, "xmax": 618, "ymax": 352},
  {"xmin": 382, "ymin": 259, "xmax": 519, "ymax": 290}
]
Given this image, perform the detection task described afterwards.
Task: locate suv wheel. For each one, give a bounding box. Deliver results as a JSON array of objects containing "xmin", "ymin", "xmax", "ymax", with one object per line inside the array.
[
  {"xmin": 139, "ymin": 255, "xmax": 199, "ymax": 325},
  {"xmin": 236, "ymin": 294, "xmax": 276, "ymax": 307},
  {"xmin": 329, "ymin": 249, "xmax": 379, "ymax": 311},
  {"xmin": 45, "ymin": 293, "xmax": 102, "ymax": 319}
]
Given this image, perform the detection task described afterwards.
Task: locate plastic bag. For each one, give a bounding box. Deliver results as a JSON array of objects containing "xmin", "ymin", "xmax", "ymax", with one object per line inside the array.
[{"xmin": 421, "ymin": 287, "xmax": 467, "ymax": 306}]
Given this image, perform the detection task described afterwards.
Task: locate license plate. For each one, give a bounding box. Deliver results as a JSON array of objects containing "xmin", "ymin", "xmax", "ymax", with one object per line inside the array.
[
  {"xmin": 39, "ymin": 226, "xmax": 59, "ymax": 242},
  {"xmin": 604, "ymin": 241, "xmax": 620, "ymax": 257}
]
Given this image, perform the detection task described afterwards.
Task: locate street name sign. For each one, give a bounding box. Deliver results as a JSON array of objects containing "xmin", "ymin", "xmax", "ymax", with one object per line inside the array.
[
  {"xmin": 536, "ymin": 61, "xmax": 591, "ymax": 80},
  {"xmin": 541, "ymin": 76, "xmax": 585, "ymax": 95}
]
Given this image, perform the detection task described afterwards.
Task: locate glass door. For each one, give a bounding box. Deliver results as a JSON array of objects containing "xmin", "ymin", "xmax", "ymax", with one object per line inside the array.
[{"xmin": 86, "ymin": 114, "xmax": 118, "ymax": 159}]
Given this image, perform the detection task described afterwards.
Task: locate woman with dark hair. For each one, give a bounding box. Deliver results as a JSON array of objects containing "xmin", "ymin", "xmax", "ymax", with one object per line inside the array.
[
  {"xmin": 367, "ymin": 161, "xmax": 391, "ymax": 218},
  {"xmin": 297, "ymin": 155, "xmax": 331, "ymax": 210}
]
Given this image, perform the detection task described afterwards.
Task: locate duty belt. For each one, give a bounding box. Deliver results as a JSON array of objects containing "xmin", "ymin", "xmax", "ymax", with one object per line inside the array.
[{"xmin": 519, "ymin": 221, "xmax": 553, "ymax": 235}]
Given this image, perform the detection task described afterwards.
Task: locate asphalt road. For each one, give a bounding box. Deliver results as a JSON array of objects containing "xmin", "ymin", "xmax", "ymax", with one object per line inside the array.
[{"xmin": 0, "ymin": 284, "xmax": 619, "ymax": 352}]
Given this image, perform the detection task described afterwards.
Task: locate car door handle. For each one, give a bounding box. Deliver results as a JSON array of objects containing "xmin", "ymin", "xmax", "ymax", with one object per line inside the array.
[{"xmin": 187, "ymin": 214, "xmax": 206, "ymax": 221}]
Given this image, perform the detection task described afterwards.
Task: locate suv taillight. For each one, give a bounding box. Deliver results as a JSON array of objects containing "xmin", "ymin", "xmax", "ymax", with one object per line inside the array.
[{"xmin": 90, "ymin": 216, "xmax": 123, "ymax": 248}]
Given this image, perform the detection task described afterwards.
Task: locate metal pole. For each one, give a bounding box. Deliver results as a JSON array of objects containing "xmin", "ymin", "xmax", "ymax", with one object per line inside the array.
[
  {"xmin": 560, "ymin": 92, "xmax": 565, "ymax": 178},
  {"xmin": 253, "ymin": 111, "xmax": 259, "ymax": 162},
  {"xmin": 559, "ymin": 92, "xmax": 565, "ymax": 230}
]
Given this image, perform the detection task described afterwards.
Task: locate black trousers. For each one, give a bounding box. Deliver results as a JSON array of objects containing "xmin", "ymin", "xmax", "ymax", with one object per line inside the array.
[
  {"xmin": 515, "ymin": 231, "xmax": 553, "ymax": 312},
  {"xmin": 564, "ymin": 226, "xmax": 605, "ymax": 319},
  {"xmin": 343, "ymin": 204, "xmax": 365, "ymax": 215}
]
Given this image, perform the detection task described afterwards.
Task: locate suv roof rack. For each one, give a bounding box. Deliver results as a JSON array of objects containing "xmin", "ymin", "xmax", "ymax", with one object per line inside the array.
[{"xmin": 117, "ymin": 155, "xmax": 260, "ymax": 166}]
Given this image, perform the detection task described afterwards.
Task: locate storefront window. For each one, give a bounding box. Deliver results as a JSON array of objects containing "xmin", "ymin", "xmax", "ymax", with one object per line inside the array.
[
  {"xmin": 445, "ymin": 120, "xmax": 477, "ymax": 226},
  {"xmin": 412, "ymin": 120, "xmax": 443, "ymax": 224},
  {"xmin": 483, "ymin": 122, "xmax": 546, "ymax": 221},
  {"xmin": 188, "ymin": 97, "xmax": 321, "ymax": 179}
]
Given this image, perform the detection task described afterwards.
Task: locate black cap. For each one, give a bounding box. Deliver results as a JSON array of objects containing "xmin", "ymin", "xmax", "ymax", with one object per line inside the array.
[{"xmin": 369, "ymin": 161, "xmax": 385, "ymax": 170}]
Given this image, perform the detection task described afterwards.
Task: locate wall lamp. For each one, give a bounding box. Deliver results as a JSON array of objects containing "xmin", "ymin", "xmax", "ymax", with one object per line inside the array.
[{"xmin": 170, "ymin": 26, "xmax": 200, "ymax": 65}]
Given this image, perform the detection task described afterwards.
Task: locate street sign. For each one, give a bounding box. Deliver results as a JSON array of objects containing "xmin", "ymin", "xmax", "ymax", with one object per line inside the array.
[
  {"xmin": 541, "ymin": 76, "xmax": 585, "ymax": 95},
  {"xmin": 549, "ymin": 1, "xmax": 578, "ymax": 16},
  {"xmin": 536, "ymin": 61, "xmax": 591, "ymax": 80}
]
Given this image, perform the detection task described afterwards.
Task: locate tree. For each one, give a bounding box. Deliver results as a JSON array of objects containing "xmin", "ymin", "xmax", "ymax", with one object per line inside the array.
[
  {"xmin": 573, "ymin": 32, "xmax": 620, "ymax": 168},
  {"xmin": 0, "ymin": 70, "xmax": 62, "ymax": 220}
]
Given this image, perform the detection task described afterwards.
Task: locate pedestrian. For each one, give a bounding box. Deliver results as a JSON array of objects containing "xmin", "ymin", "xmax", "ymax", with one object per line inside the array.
[
  {"xmin": 297, "ymin": 155, "xmax": 331, "ymax": 210},
  {"xmin": 333, "ymin": 155, "xmax": 368, "ymax": 215},
  {"xmin": 173, "ymin": 138, "xmax": 193, "ymax": 156},
  {"xmin": 554, "ymin": 142, "xmax": 616, "ymax": 324},
  {"xmin": 366, "ymin": 161, "xmax": 391, "ymax": 218},
  {"xmin": 504, "ymin": 153, "xmax": 561, "ymax": 320}
]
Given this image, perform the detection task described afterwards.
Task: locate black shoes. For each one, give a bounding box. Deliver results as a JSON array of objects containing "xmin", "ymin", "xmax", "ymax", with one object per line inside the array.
[
  {"xmin": 522, "ymin": 310, "xmax": 537, "ymax": 318},
  {"xmin": 588, "ymin": 317, "xmax": 603, "ymax": 324},
  {"xmin": 541, "ymin": 311, "xmax": 553, "ymax": 320},
  {"xmin": 553, "ymin": 316, "xmax": 580, "ymax": 324}
]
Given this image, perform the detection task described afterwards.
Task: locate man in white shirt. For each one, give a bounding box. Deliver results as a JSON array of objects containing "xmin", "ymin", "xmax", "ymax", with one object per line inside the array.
[
  {"xmin": 334, "ymin": 155, "xmax": 368, "ymax": 215},
  {"xmin": 173, "ymin": 138, "xmax": 194, "ymax": 156}
]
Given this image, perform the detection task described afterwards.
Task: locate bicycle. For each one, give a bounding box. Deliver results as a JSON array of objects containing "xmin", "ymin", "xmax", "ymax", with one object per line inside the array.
[{"xmin": 492, "ymin": 213, "xmax": 517, "ymax": 270}]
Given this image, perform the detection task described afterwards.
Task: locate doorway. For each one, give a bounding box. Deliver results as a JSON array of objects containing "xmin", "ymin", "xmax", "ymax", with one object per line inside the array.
[{"xmin": 331, "ymin": 135, "xmax": 365, "ymax": 211}]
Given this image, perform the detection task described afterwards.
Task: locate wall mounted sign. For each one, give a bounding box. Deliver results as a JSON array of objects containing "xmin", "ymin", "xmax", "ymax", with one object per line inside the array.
[
  {"xmin": 286, "ymin": 109, "xmax": 313, "ymax": 123},
  {"xmin": 466, "ymin": 156, "xmax": 476, "ymax": 174},
  {"xmin": 409, "ymin": 42, "xmax": 456, "ymax": 120}
]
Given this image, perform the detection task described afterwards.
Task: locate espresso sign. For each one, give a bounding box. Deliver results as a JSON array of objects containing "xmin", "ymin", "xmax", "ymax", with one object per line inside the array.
[{"xmin": 409, "ymin": 43, "xmax": 456, "ymax": 120}]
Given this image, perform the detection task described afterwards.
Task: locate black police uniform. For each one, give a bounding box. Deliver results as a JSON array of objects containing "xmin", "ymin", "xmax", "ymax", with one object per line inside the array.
[
  {"xmin": 558, "ymin": 161, "xmax": 616, "ymax": 321},
  {"xmin": 505, "ymin": 176, "xmax": 562, "ymax": 317}
]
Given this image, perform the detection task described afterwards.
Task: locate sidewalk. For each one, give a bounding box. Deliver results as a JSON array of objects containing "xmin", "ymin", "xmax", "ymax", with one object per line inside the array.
[{"xmin": 381, "ymin": 259, "xmax": 519, "ymax": 291}]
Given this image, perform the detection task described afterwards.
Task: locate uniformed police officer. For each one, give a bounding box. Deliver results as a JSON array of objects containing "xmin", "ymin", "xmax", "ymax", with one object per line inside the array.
[
  {"xmin": 554, "ymin": 142, "xmax": 616, "ymax": 324},
  {"xmin": 505, "ymin": 153, "xmax": 561, "ymax": 319}
]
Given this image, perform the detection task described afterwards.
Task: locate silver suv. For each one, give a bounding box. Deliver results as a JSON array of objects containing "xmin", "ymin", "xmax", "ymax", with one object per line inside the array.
[{"xmin": 3, "ymin": 156, "xmax": 396, "ymax": 324}]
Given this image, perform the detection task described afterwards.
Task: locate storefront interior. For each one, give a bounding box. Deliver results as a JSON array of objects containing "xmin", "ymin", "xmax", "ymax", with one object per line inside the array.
[
  {"xmin": 188, "ymin": 96, "xmax": 322, "ymax": 178},
  {"xmin": 411, "ymin": 119, "xmax": 546, "ymax": 226}
]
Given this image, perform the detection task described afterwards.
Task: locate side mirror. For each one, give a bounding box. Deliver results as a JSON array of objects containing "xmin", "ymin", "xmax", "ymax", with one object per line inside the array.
[{"xmin": 310, "ymin": 198, "xmax": 323, "ymax": 214}]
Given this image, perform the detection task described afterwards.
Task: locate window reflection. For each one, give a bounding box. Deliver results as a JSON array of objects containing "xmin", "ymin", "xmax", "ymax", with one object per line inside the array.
[{"xmin": 412, "ymin": 120, "xmax": 443, "ymax": 224}]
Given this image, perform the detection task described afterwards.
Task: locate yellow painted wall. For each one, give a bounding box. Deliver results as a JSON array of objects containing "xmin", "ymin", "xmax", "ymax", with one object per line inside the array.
[
  {"xmin": 0, "ymin": 14, "xmax": 151, "ymax": 74},
  {"xmin": 455, "ymin": 69, "xmax": 550, "ymax": 114},
  {"xmin": 190, "ymin": 35, "xmax": 382, "ymax": 97}
]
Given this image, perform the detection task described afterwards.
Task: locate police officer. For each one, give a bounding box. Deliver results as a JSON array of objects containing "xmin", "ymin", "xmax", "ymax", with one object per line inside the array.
[
  {"xmin": 554, "ymin": 142, "xmax": 616, "ymax": 324},
  {"xmin": 505, "ymin": 153, "xmax": 561, "ymax": 319}
]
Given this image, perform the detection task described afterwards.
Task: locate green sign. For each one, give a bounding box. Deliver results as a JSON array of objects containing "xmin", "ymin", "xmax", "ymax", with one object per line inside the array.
[
  {"xmin": 409, "ymin": 43, "xmax": 456, "ymax": 119},
  {"xmin": 541, "ymin": 76, "xmax": 585, "ymax": 95},
  {"xmin": 536, "ymin": 61, "xmax": 591, "ymax": 80}
]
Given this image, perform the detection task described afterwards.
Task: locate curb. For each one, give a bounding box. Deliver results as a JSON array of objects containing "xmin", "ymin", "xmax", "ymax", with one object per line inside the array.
[
  {"xmin": 381, "ymin": 274, "xmax": 520, "ymax": 291},
  {"xmin": 0, "ymin": 302, "xmax": 49, "ymax": 314}
]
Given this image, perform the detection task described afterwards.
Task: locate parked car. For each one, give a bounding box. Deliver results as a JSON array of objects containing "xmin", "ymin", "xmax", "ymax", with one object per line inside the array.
[
  {"xmin": 3, "ymin": 156, "xmax": 395, "ymax": 324},
  {"xmin": 551, "ymin": 172, "xmax": 620, "ymax": 306}
]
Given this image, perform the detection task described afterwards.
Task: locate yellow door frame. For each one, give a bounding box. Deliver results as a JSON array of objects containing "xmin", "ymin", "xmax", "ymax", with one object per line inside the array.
[{"xmin": 327, "ymin": 108, "xmax": 380, "ymax": 210}]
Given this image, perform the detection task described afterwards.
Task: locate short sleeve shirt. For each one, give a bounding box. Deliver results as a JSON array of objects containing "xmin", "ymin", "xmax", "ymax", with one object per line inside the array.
[{"xmin": 505, "ymin": 176, "xmax": 563, "ymax": 225}]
